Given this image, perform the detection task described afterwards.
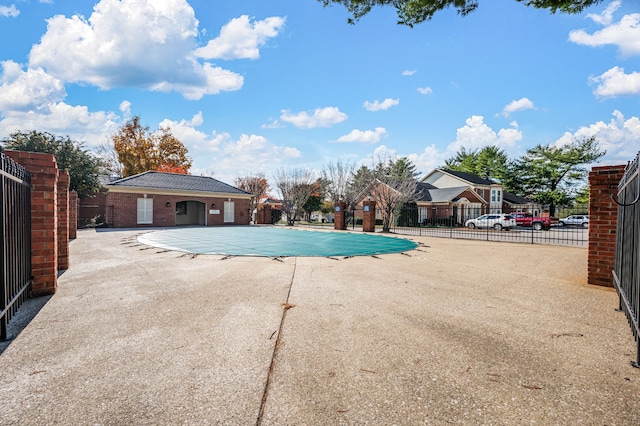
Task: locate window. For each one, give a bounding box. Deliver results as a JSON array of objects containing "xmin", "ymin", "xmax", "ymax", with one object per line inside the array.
[
  {"xmin": 224, "ymin": 201, "xmax": 235, "ymax": 223},
  {"xmin": 137, "ymin": 198, "xmax": 153, "ymax": 224},
  {"xmin": 491, "ymin": 189, "xmax": 502, "ymax": 203}
]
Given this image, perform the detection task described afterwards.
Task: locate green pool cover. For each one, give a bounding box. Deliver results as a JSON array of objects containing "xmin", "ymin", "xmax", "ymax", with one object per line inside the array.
[{"xmin": 138, "ymin": 226, "xmax": 417, "ymax": 257}]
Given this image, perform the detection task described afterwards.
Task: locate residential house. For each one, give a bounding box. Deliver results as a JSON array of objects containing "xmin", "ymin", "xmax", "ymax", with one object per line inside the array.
[
  {"xmin": 421, "ymin": 169, "xmax": 505, "ymax": 211},
  {"xmin": 105, "ymin": 171, "xmax": 252, "ymax": 228},
  {"xmin": 413, "ymin": 181, "xmax": 486, "ymax": 225}
]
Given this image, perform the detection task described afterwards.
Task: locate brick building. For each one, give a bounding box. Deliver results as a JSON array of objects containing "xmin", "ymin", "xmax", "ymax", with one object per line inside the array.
[{"xmin": 105, "ymin": 171, "xmax": 252, "ymax": 228}]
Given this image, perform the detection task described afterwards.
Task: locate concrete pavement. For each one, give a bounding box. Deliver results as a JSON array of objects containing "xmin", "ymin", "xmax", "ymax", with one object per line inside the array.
[{"xmin": 0, "ymin": 228, "xmax": 638, "ymax": 425}]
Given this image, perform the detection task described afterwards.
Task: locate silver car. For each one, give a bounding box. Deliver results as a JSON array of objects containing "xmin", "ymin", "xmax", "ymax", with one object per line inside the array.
[
  {"xmin": 465, "ymin": 213, "xmax": 515, "ymax": 231},
  {"xmin": 558, "ymin": 214, "xmax": 589, "ymax": 228}
]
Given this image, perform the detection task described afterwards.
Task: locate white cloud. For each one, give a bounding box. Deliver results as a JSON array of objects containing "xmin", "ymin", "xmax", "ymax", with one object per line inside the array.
[
  {"xmin": 0, "ymin": 61, "xmax": 66, "ymax": 110},
  {"xmin": 0, "ymin": 4, "xmax": 19, "ymax": 17},
  {"xmin": 195, "ymin": 15, "xmax": 285, "ymax": 60},
  {"xmin": 447, "ymin": 115, "xmax": 522, "ymax": 154},
  {"xmin": 569, "ymin": 2, "xmax": 640, "ymax": 57},
  {"xmin": 200, "ymin": 133, "xmax": 302, "ymax": 184},
  {"xmin": 407, "ymin": 144, "xmax": 447, "ymax": 177},
  {"xmin": 363, "ymin": 98, "xmax": 399, "ymax": 111},
  {"xmin": 402, "ymin": 70, "xmax": 416, "ymax": 76},
  {"xmin": 500, "ymin": 97, "xmax": 535, "ymax": 117},
  {"xmin": 554, "ymin": 110, "xmax": 640, "ymax": 164},
  {"xmin": 586, "ymin": 0, "xmax": 620, "ymax": 26},
  {"xmin": 590, "ymin": 66, "xmax": 640, "ymax": 98},
  {"xmin": 280, "ymin": 107, "xmax": 347, "ymax": 129},
  {"xmin": 28, "ymin": 0, "xmax": 243, "ymax": 99},
  {"xmin": 261, "ymin": 118, "xmax": 283, "ymax": 129},
  {"xmin": 417, "ymin": 87, "xmax": 433, "ymax": 95},
  {"xmin": 156, "ymin": 114, "xmax": 301, "ymax": 183},
  {"xmin": 336, "ymin": 127, "xmax": 387, "ymax": 144},
  {"xmin": 0, "ymin": 102, "xmax": 120, "ymax": 147},
  {"xmin": 119, "ymin": 100, "xmax": 132, "ymax": 119}
]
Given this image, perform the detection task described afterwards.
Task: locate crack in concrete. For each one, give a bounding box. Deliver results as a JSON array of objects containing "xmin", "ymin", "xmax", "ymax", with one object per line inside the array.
[{"xmin": 256, "ymin": 258, "xmax": 297, "ymax": 425}]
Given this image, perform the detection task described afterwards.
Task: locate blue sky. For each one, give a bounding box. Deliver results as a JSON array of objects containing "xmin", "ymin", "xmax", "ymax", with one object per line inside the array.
[{"xmin": 0, "ymin": 0, "xmax": 639, "ymax": 185}]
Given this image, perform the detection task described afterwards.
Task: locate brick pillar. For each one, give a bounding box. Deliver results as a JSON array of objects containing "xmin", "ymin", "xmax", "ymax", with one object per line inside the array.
[
  {"xmin": 334, "ymin": 201, "xmax": 346, "ymax": 230},
  {"xmin": 257, "ymin": 205, "xmax": 271, "ymax": 224},
  {"xmin": 363, "ymin": 200, "xmax": 376, "ymax": 232},
  {"xmin": 588, "ymin": 165, "xmax": 626, "ymax": 287},
  {"xmin": 5, "ymin": 150, "xmax": 59, "ymax": 295},
  {"xmin": 69, "ymin": 191, "xmax": 78, "ymax": 239},
  {"xmin": 57, "ymin": 170, "xmax": 70, "ymax": 270}
]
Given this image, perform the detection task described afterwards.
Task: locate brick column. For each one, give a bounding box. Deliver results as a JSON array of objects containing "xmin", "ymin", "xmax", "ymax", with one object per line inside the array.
[
  {"xmin": 588, "ymin": 165, "xmax": 626, "ymax": 287},
  {"xmin": 334, "ymin": 201, "xmax": 346, "ymax": 230},
  {"xmin": 257, "ymin": 205, "xmax": 271, "ymax": 224},
  {"xmin": 363, "ymin": 200, "xmax": 376, "ymax": 232},
  {"xmin": 69, "ymin": 191, "xmax": 78, "ymax": 239},
  {"xmin": 5, "ymin": 150, "xmax": 59, "ymax": 295},
  {"xmin": 57, "ymin": 170, "xmax": 70, "ymax": 270}
]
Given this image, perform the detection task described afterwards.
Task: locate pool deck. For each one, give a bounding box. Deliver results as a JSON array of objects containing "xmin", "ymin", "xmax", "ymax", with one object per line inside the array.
[{"xmin": 0, "ymin": 227, "xmax": 638, "ymax": 425}]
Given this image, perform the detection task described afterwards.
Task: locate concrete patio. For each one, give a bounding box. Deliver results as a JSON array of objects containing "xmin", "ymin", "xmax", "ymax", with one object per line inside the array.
[{"xmin": 0, "ymin": 228, "xmax": 638, "ymax": 425}]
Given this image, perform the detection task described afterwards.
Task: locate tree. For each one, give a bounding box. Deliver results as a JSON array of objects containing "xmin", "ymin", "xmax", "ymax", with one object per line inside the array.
[
  {"xmin": 512, "ymin": 136, "xmax": 605, "ymax": 216},
  {"xmin": 234, "ymin": 174, "xmax": 270, "ymax": 223},
  {"xmin": 322, "ymin": 160, "xmax": 356, "ymax": 204},
  {"xmin": 367, "ymin": 156, "xmax": 419, "ymax": 232},
  {"xmin": 318, "ymin": 0, "xmax": 603, "ymax": 27},
  {"xmin": 444, "ymin": 146, "xmax": 510, "ymax": 182},
  {"xmin": 302, "ymin": 179, "xmax": 328, "ymax": 221},
  {"xmin": 96, "ymin": 141, "xmax": 123, "ymax": 177},
  {"xmin": 111, "ymin": 116, "xmax": 192, "ymax": 177},
  {"xmin": 2, "ymin": 130, "xmax": 101, "ymax": 198},
  {"xmin": 273, "ymin": 168, "xmax": 316, "ymax": 226}
]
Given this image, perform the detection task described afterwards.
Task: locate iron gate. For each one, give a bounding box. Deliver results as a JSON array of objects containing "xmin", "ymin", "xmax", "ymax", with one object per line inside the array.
[
  {"xmin": 1, "ymin": 152, "xmax": 32, "ymax": 341},
  {"xmin": 612, "ymin": 152, "xmax": 640, "ymax": 367}
]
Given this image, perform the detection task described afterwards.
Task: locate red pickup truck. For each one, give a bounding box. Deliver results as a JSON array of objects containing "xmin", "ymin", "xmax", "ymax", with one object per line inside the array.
[{"xmin": 510, "ymin": 212, "xmax": 552, "ymax": 231}]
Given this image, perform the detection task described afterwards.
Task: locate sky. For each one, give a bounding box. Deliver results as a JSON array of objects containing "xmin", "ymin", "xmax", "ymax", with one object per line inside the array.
[{"xmin": 0, "ymin": 0, "xmax": 639, "ymax": 186}]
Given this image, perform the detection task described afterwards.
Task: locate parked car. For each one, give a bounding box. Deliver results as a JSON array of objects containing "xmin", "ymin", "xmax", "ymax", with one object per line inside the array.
[
  {"xmin": 465, "ymin": 214, "xmax": 516, "ymax": 231},
  {"xmin": 510, "ymin": 212, "xmax": 552, "ymax": 231},
  {"xmin": 558, "ymin": 214, "xmax": 589, "ymax": 228}
]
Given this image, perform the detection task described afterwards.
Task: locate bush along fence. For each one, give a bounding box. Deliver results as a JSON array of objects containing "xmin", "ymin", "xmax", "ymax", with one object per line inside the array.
[
  {"xmin": 1, "ymin": 153, "xmax": 32, "ymax": 341},
  {"xmin": 612, "ymin": 155, "xmax": 640, "ymax": 368}
]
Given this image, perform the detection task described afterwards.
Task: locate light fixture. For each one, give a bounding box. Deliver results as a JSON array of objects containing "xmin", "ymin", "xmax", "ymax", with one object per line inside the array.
[
  {"xmin": 165, "ymin": 201, "xmax": 171, "ymax": 207},
  {"xmin": 211, "ymin": 202, "xmax": 216, "ymax": 208}
]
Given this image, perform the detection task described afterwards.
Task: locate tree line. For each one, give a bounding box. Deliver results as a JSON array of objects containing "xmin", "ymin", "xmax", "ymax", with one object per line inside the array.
[
  {"xmin": 1, "ymin": 118, "xmax": 603, "ymax": 227},
  {"xmin": 260, "ymin": 136, "xmax": 603, "ymax": 230}
]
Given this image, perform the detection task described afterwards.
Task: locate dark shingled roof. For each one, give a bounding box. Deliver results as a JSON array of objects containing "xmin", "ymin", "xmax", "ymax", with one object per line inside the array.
[
  {"xmin": 503, "ymin": 191, "xmax": 530, "ymax": 205},
  {"xmin": 442, "ymin": 169, "xmax": 497, "ymax": 185},
  {"xmin": 414, "ymin": 182, "xmax": 437, "ymax": 202},
  {"xmin": 414, "ymin": 183, "xmax": 482, "ymax": 203},
  {"xmin": 108, "ymin": 171, "xmax": 250, "ymax": 195}
]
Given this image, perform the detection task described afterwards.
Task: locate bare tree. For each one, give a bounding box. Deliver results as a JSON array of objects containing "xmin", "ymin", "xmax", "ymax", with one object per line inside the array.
[
  {"xmin": 367, "ymin": 156, "xmax": 419, "ymax": 232},
  {"xmin": 322, "ymin": 160, "xmax": 356, "ymax": 204},
  {"xmin": 273, "ymin": 168, "xmax": 315, "ymax": 226},
  {"xmin": 234, "ymin": 174, "xmax": 270, "ymax": 223},
  {"xmin": 96, "ymin": 141, "xmax": 123, "ymax": 178}
]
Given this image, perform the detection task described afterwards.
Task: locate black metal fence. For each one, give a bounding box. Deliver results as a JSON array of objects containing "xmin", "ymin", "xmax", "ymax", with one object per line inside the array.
[
  {"xmin": 390, "ymin": 205, "xmax": 589, "ymax": 247},
  {"xmin": 613, "ymin": 153, "xmax": 640, "ymax": 367},
  {"xmin": 1, "ymin": 153, "xmax": 32, "ymax": 341}
]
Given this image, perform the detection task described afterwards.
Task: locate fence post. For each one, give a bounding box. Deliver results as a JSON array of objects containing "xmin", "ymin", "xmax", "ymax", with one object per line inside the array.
[
  {"xmin": 588, "ymin": 165, "xmax": 626, "ymax": 287},
  {"xmin": 4, "ymin": 150, "xmax": 59, "ymax": 296}
]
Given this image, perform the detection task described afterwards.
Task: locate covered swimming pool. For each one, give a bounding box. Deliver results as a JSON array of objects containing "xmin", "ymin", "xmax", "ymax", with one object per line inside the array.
[{"xmin": 137, "ymin": 226, "xmax": 418, "ymax": 257}]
